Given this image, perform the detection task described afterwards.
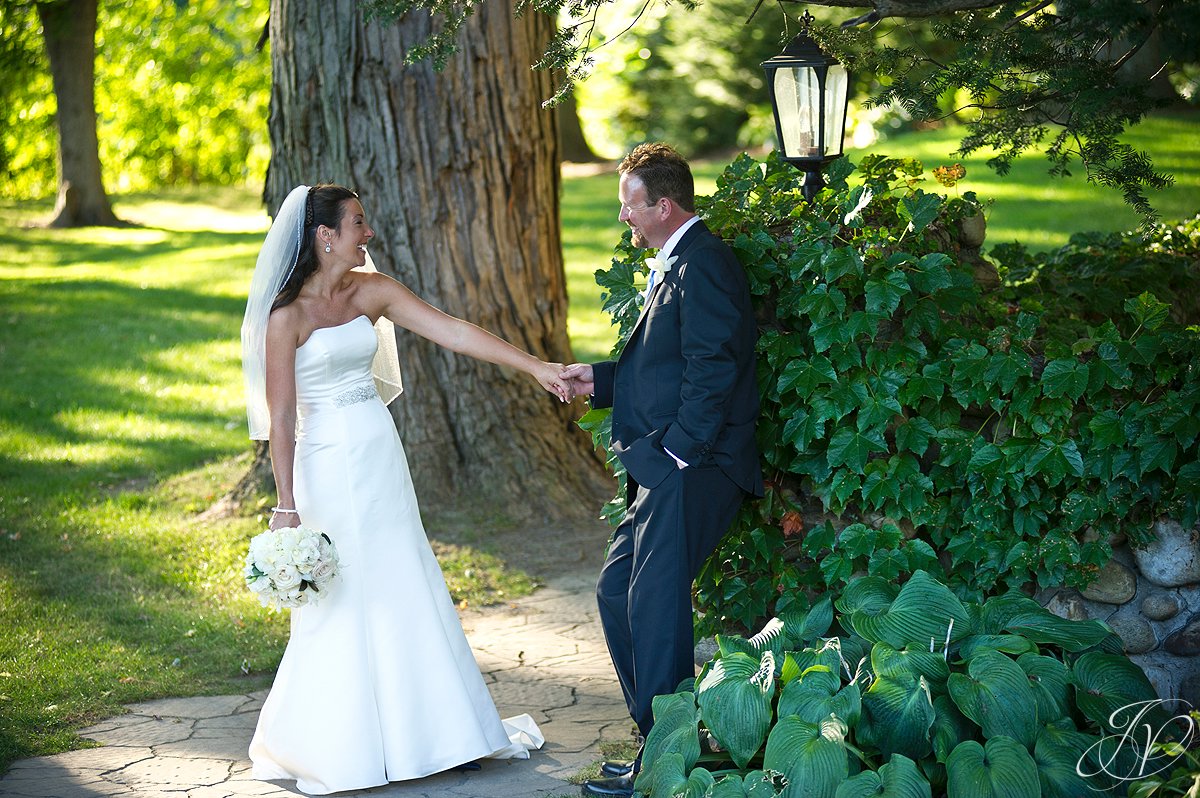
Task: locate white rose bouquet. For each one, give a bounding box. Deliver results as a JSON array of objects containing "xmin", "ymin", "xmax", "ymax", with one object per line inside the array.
[{"xmin": 244, "ymin": 525, "xmax": 340, "ymax": 610}]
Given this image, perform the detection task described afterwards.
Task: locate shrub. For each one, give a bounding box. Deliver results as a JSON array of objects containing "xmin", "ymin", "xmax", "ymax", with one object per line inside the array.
[
  {"xmin": 634, "ymin": 570, "xmax": 1183, "ymax": 798},
  {"xmin": 584, "ymin": 152, "xmax": 1200, "ymax": 635}
]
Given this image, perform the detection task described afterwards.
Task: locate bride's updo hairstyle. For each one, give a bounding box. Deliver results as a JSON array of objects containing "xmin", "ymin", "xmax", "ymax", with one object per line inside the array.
[{"xmin": 272, "ymin": 183, "xmax": 359, "ymax": 311}]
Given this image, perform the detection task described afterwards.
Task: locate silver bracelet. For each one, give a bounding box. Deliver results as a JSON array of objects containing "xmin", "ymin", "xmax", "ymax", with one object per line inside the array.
[{"xmin": 271, "ymin": 507, "xmax": 298, "ymax": 514}]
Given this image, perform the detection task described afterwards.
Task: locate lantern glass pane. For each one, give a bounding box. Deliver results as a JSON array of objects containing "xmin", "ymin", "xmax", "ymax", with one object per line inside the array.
[
  {"xmin": 823, "ymin": 65, "xmax": 849, "ymax": 156},
  {"xmin": 772, "ymin": 66, "xmax": 822, "ymax": 159}
]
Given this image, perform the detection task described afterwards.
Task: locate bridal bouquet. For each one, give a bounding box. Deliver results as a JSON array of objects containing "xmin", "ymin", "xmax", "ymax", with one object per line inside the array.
[{"xmin": 244, "ymin": 525, "xmax": 339, "ymax": 610}]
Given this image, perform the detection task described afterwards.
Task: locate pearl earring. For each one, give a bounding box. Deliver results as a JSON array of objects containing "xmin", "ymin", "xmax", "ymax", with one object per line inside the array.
[{"xmin": 324, "ymin": 242, "xmax": 331, "ymax": 253}]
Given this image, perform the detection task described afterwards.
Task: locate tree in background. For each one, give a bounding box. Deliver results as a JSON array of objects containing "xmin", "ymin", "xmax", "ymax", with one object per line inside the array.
[
  {"xmin": 264, "ymin": 0, "xmax": 609, "ymax": 514},
  {"xmin": 3, "ymin": 0, "xmax": 269, "ymax": 206},
  {"xmin": 36, "ymin": 0, "xmax": 118, "ymax": 226}
]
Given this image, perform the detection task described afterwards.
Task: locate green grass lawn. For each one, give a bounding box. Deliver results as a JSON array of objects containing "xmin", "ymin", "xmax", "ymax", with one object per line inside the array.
[{"xmin": 0, "ymin": 111, "xmax": 1195, "ymax": 774}]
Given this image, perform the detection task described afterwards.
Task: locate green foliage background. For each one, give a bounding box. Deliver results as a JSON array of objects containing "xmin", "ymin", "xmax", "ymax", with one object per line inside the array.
[
  {"xmin": 1, "ymin": 0, "xmax": 269, "ymax": 199},
  {"xmin": 587, "ymin": 152, "xmax": 1200, "ymax": 636}
]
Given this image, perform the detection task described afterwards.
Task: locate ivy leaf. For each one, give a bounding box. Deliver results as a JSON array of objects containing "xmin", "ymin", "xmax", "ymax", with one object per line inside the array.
[
  {"xmin": 823, "ymin": 246, "xmax": 864, "ymax": 282},
  {"xmin": 1135, "ymin": 431, "xmax": 1178, "ymax": 476},
  {"xmin": 1040, "ymin": 359, "xmax": 1088, "ymax": 401},
  {"xmin": 898, "ymin": 191, "xmax": 943, "ymax": 234},
  {"xmin": 778, "ymin": 356, "xmax": 838, "ymax": 398},
  {"xmin": 1124, "ymin": 292, "xmax": 1169, "ymax": 331},
  {"xmin": 908, "ymin": 252, "xmax": 954, "ymax": 294},
  {"xmin": 827, "ymin": 428, "xmax": 889, "ymax": 474},
  {"xmin": 1088, "ymin": 410, "xmax": 1125, "ymax": 449},
  {"xmin": 866, "ymin": 271, "xmax": 912, "ymax": 315}
]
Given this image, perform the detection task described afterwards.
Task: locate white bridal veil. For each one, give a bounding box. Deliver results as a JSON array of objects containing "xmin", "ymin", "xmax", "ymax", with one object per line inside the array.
[{"xmin": 242, "ymin": 184, "xmax": 403, "ymax": 440}]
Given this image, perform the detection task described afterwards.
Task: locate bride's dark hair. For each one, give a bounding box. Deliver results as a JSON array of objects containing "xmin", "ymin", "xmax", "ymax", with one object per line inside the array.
[{"xmin": 272, "ymin": 183, "xmax": 359, "ymax": 311}]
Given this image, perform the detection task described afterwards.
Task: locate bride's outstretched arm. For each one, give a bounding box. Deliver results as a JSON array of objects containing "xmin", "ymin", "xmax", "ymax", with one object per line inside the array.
[
  {"xmin": 264, "ymin": 312, "xmax": 302, "ymax": 530},
  {"xmin": 361, "ymin": 273, "xmax": 569, "ymax": 401}
]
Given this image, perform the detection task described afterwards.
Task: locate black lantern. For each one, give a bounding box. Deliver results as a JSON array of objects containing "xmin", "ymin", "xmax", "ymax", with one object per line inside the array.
[{"xmin": 761, "ymin": 11, "xmax": 851, "ymax": 202}]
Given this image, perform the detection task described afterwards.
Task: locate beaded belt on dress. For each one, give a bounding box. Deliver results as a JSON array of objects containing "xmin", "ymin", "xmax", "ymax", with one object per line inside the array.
[{"xmin": 333, "ymin": 384, "xmax": 377, "ymax": 408}]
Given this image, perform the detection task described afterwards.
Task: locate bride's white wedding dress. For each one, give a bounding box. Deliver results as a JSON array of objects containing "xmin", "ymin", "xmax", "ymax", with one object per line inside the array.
[{"xmin": 249, "ymin": 315, "xmax": 540, "ymax": 795}]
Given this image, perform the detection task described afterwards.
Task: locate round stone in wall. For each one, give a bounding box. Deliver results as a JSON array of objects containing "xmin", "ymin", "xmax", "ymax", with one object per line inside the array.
[
  {"xmin": 1134, "ymin": 519, "xmax": 1200, "ymax": 588},
  {"xmin": 1141, "ymin": 592, "xmax": 1182, "ymax": 622},
  {"xmin": 1079, "ymin": 559, "xmax": 1137, "ymax": 605},
  {"xmin": 1107, "ymin": 615, "xmax": 1157, "ymax": 655}
]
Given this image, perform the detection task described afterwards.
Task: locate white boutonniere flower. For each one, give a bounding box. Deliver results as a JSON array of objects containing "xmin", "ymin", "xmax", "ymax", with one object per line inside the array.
[{"xmin": 645, "ymin": 254, "xmax": 678, "ymax": 274}]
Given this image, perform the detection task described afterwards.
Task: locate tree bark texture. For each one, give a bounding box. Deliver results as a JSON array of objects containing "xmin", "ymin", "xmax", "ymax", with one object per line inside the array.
[
  {"xmin": 37, "ymin": 0, "xmax": 118, "ymax": 227},
  {"xmin": 266, "ymin": 0, "xmax": 610, "ymax": 516}
]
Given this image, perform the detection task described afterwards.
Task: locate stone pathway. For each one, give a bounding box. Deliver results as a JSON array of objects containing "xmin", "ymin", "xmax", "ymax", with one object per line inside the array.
[{"xmin": 0, "ymin": 572, "xmax": 633, "ymax": 798}]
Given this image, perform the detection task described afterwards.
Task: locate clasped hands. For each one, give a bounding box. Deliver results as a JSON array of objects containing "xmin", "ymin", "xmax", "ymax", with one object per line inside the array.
[{"xmin": 536, "ymin": 362, "xmax": 593, "ymax": 403}]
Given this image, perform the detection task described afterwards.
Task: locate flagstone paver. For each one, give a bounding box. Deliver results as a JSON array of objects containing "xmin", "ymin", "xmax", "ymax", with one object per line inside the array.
[{"xmin": 0, "ymin": 571, "xmax": 632, "ymax": 798}]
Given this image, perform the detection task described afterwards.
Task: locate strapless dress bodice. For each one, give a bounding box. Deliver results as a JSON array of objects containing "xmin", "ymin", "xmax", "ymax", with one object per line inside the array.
[{"xmin": 294, "ymin": 315, "xmax": 379, "ymax": 419}]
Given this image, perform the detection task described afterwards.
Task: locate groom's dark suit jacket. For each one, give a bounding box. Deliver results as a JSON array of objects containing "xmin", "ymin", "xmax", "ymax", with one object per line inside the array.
[{"xmin": 591, "ymin": 220, "xmax": 763, "ymax": 499}]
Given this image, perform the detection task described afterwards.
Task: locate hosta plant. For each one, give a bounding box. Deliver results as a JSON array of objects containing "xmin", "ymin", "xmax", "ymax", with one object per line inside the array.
[{"xmin": 635, "ymin": 570, "xmax": 1181, "ymax": 798}]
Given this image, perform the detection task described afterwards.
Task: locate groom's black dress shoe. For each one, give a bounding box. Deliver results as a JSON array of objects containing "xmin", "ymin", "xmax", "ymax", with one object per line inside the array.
[
  {"xmin": 600, "ymin": 760, "xmax": 634, "ymax": 777},
  {"xmin": 581, "ymin": 775, "xmax": 636, "ymax": 797}
]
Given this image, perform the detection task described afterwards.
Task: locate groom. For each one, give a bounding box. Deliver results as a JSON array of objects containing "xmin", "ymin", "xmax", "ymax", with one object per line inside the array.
[{"xmin": 561, "ymin": 143, "xmax": 763, "ymax": 798}]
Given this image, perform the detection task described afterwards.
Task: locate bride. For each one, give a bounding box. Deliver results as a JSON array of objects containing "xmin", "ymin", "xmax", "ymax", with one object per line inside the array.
[{"xmin": 241, "ymin": 183, "xmax": 562, "ymax": 794}]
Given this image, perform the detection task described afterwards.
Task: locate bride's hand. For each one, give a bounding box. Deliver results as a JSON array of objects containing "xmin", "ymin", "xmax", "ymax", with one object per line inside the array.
[{"xmin": 535, "ymin": 361, "xmax": 570, "ymax": 402}]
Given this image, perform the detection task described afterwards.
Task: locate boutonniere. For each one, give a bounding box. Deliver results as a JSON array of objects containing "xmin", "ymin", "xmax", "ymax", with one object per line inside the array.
[{"xmin": 645, "ymin": 254, "xmax": 678, "ymax": 274}]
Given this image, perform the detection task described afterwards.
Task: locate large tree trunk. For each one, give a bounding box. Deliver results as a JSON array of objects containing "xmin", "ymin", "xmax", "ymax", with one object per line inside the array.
[
  {"xmin": 266, "ymin": 0, "xmax": 609, "ymax": 517},
  {"xmin": 37, "ymin": 0, "xmax": 118, "ymax": 227}
]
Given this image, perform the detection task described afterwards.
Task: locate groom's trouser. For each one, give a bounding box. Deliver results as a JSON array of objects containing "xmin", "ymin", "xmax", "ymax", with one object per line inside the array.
[{"xmin": 596, "ymin": 462, "xmax": 745, "ymax": 737}]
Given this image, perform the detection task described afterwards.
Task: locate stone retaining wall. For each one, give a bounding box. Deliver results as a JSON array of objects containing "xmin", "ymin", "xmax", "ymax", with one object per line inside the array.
[{"xmin": 1036, "ymin": 518, "xmax": 1200, "ymax": 708}]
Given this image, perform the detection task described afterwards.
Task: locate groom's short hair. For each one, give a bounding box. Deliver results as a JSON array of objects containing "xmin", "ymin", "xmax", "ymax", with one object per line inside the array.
[{"xmin": 619, "ymin": 143, "xmax": 695, "ymax": 213}]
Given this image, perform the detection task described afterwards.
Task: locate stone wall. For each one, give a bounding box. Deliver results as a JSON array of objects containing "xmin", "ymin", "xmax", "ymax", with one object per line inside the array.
[{"xmin": 1036, "ymin": 518, "xmax": 1200, "ymax": 707}]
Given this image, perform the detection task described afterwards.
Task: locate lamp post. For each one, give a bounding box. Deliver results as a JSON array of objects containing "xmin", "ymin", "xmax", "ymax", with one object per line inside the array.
[{"xmin": 761, "ymin": 11, "xmax": 851, "ymax": 202}]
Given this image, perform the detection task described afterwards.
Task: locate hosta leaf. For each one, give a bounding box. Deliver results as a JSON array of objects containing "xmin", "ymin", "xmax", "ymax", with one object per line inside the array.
[
  {"xmin": 778, "ymin": 675, "xmax": 862, "ymax": 727},
  {"xmin": 946, "ymin": 651, "xmax": 1039, "ymax": 748},
  {"xmin": 834, "ymin": 754, "xmax": 932, "ymax": 798},
  {"xmin": 711, "ymin": 771, "xmax": 785, "ymax": 798},
  {"xmin": 697, "ymin": 652, "xmax": 775, "ymax": 768},
  {"xmin": 930, "ymin": 694, "xmax": 975, "ymax": 764},
  {"xmin": 859, "ymin": 665, "xmax": 935, "ymax": 760},
  {"xmin": 763, "ymin": 715, "xmax": 849, "ymax": 798},
  {"xmin": 945, "ymin": 737, "xmax": 1039, "ymax": 798},
  {"xmin": 636, "ymin": 692, "xmax": 702, "ymax": 792},
  {"xmin": 1034, "ymin": 720, "xmax": 1097, "ymax": 798},
  {"xmin": 999, "ymin": 602, "xmax": 1113, "ymax": 651},
  {"xmin": 848, "ymin": 571, "xmax": 974, "ymax": 649},
  {"xmin": 1016, "ymin": 653, "xmax": 1071, "ymax": 724},
  {"xmin": 1071, "ymin": 652, "xmax": 1162, "ymax": 734},
  {"xmin": 835, "ymin": 576, "xmax": 898, "ymax": 616},
  {"xmin": 954, "ymin": 634, "xmax": 1036, "ymax": 661}
]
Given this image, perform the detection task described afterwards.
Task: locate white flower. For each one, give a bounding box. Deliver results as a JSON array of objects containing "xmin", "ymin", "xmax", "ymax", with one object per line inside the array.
[
  {"xmin": 272, "ymin": 564, "xmax": 303, "ymax": 590},
  {"xmin": 244, "ymin": 525, "xmax": 339, "ymax": 610},
  {"xmin": 309, "ymin": 558, "xmax": 337, "ymax": 584},
  {"xmin": 843, "ymin": 187, "xmax": 873, "ymax": 225},
  {"xmin": 645, "ymin": 254, "xmax": 678, "ymax": 273}
]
